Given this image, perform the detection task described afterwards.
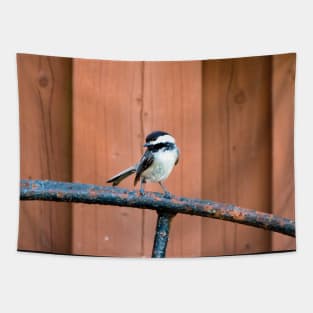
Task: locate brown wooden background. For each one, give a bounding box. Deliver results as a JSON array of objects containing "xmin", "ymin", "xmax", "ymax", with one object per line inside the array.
[{"xmin": 17, "ymin": 53, "xmax": 296, "ymax": 257}]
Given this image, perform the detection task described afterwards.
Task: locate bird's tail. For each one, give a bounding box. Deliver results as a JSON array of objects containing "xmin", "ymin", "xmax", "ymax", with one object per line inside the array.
[{"xmin": 106, "ymin": 166, "xmax": 137, "ymax": 186}]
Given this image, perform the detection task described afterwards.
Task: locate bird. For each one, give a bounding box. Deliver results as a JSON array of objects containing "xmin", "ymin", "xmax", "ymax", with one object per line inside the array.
[{"xmin": 107, "ymin": 130, "xmax": 179, "ymax": 198}]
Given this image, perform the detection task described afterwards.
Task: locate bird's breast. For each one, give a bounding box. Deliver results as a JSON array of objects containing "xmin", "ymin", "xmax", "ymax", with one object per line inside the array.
[{"xmin": 142, "ymin": 150, "xmax": 178, "ymax": 182}]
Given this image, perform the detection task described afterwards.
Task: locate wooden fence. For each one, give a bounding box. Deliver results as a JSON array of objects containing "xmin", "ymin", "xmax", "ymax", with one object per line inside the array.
[{"xmin": 17, "ymin": 53, "xmax": 296, "ymax": 257}]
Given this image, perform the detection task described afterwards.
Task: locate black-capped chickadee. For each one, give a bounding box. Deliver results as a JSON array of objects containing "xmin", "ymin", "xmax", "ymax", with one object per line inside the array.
[{"xmin": 107, "ymin": 131, "xmax": 179, "ymax": 197}]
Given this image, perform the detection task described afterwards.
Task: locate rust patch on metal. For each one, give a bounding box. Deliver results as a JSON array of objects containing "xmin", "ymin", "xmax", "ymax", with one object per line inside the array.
[
  {"xmin": 22, "ymin": 181, "xmax": 30, "ymax": 188},
  {"xmin": 119, "ymin": 193, "xmax": 129, "ymax": 199},
  {"xmin": 89, "ymin": 190, "xmax": 98, "ymax": 198},
  {"xmin": 20, "ymin": 179, "xmax": 296, "ymax": 238},
  {"xmin": 169, "ymin": 197, "xmax": 182, "ymax": 204},
  {"xmin": 232, "ymin": 209, "xmax": 245, "ymax": 220}
]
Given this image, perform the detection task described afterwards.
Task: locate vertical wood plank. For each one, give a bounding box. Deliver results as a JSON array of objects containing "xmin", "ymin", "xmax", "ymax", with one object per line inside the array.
[
  {"xmin": 271, "ymin": 54, "xmax": 296, "ymax": 251},
  {"xmin": 72, "ymin": 59, "xmax": 144, "ymax": 256},
  {"xmin": 201, "ymin": 60, "xmax": 232, "ymax": 255},
  {"xmin": 17, "ymin": 54, "xmax": 72, "ymax": 253},
  {"xmin": 202, "ymin": 57, "xmax": 272, "ymax": 256},
  {"xmin": 142, "ymin": 61, "xmax": 202, "ymax": 257}
]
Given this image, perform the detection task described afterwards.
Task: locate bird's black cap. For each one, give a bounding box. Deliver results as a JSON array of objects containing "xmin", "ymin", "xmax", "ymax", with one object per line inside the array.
[{"xmin": 145, "ymin": 130, "xmax": 170, "ymax": 143}]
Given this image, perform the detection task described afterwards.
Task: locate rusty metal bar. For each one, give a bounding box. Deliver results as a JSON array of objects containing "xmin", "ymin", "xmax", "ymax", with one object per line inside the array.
[
  {"xmin": 20, "ymin": 179, "xmax": 296, "ymax": 237},
  {"xmin": 152, "ymin": 212, "xmax": 176, "ymax": 258}
]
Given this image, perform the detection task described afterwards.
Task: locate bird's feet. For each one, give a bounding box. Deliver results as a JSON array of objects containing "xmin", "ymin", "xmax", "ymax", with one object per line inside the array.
[
  {"xmin": 159, "ymin": 182, "xmax": 172, "ymax": 199},
  {"xmin": 139, "ymin": 188, "xmax": 145, "ymax": 196},
  {"xmin": 163, "ymin": 191, "xmax": 172, "ymax": 199}
]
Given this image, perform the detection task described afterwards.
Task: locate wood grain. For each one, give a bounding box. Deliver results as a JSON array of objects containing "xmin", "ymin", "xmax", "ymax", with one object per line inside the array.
[
  {"xmin": 17, "ymin": 54, "xmax": 295, "ymax": 257},
  {"xmin": 201, "ymin": 57, "xmax": 272, "ymax": 256},
  {"xmin": 17, "ymin": 54, "xmax": 72, "ymax": 253},
  {"xmin": 142, "ymin": 61, "xmax": 202, "ymax": 257},
  {"xmin": 72, "ymin": 59, "xmax": 144, "ymax": 256},
  {"xmin": 271, "ymin": 54, "xmax": 296, "ymax": 251}
]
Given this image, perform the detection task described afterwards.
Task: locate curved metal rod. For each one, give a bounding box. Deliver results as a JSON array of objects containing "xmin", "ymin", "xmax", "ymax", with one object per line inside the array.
[{"xmin": 20, "ymin": 179, "xmax": 296, "ymax": 237}]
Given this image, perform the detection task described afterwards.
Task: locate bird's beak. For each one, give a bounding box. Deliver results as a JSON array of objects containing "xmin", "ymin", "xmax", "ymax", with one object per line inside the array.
[{"xmin": 143, "ymin": 143, "xmax": 150, "ymax": 148}]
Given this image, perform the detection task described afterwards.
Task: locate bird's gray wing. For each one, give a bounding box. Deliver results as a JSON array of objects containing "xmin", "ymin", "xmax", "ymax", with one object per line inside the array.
[{"xmin": 134, "ymin": 150, "xmax": 154, "ymax": 186}]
